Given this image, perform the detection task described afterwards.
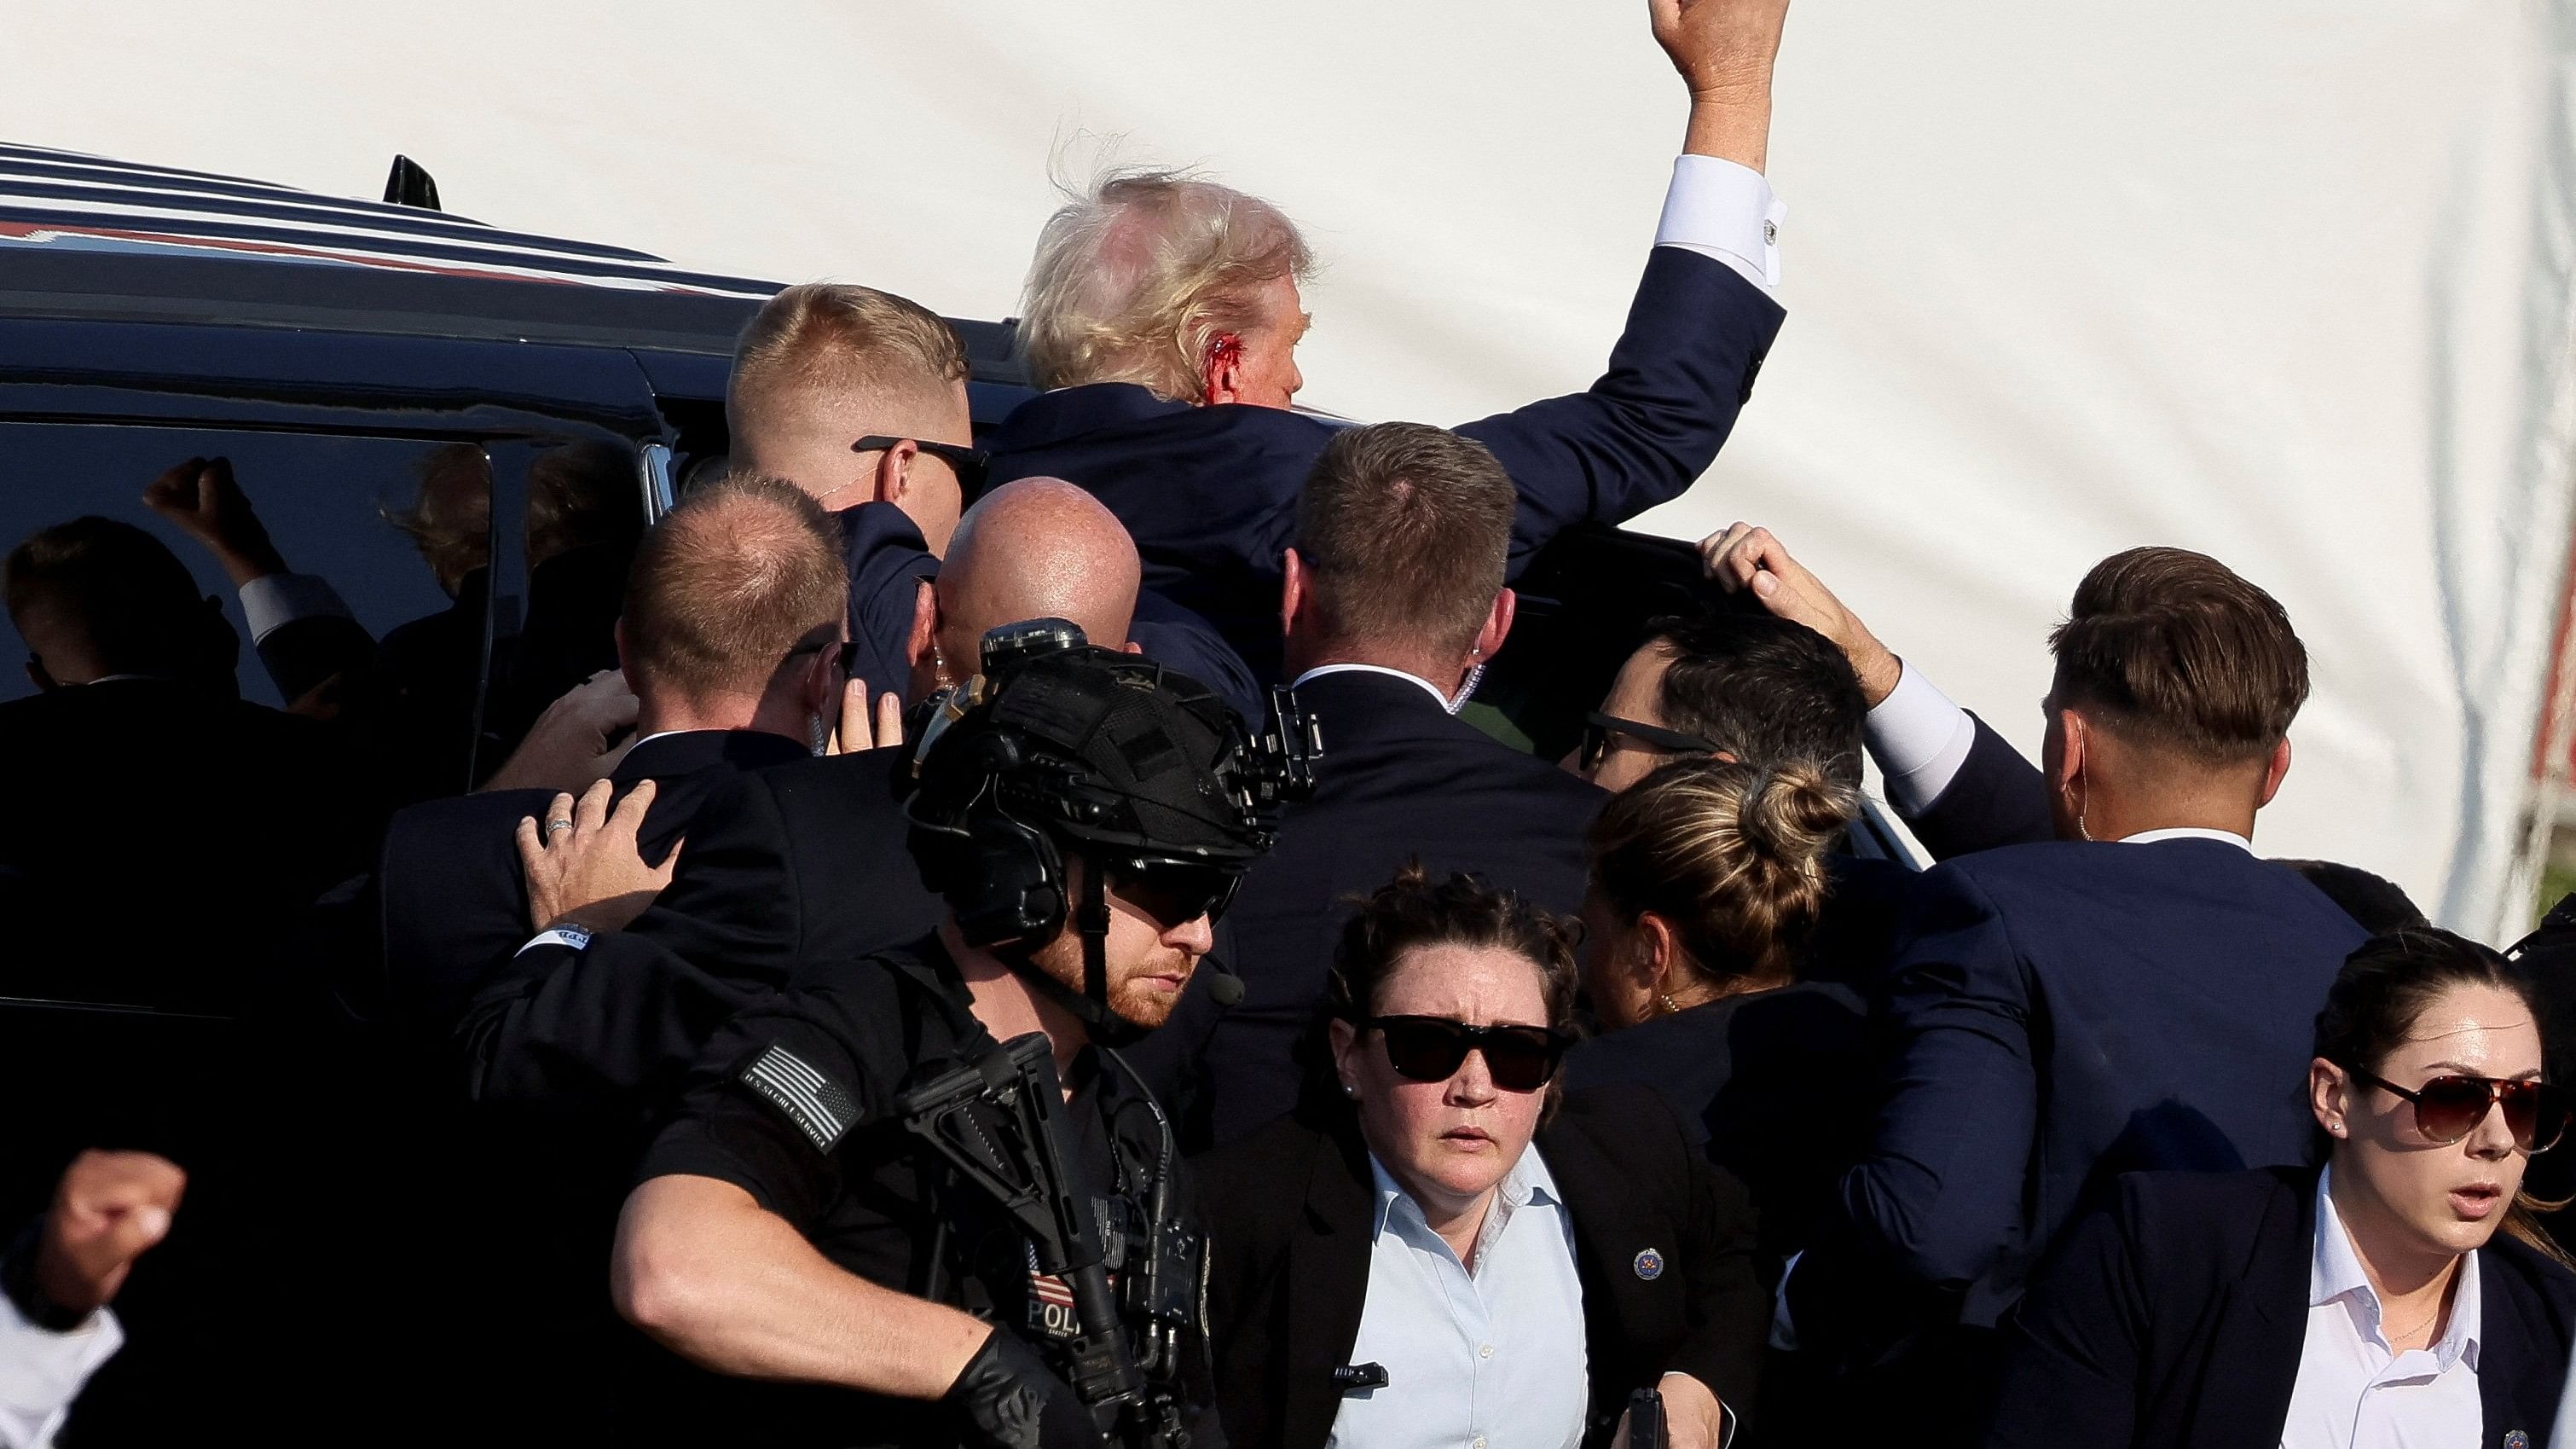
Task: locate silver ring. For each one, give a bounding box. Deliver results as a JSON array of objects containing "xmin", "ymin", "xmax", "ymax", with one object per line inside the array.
[{"xmin": 544, "ymin": 819, "xmax": 575, "ymax": 835}]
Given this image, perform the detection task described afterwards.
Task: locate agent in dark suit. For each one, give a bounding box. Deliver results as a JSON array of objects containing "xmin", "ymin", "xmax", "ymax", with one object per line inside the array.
[
  {"xmin": 1192, "ymin": 423, "xmax": 1606, "ymax": 1144},
  {"xmin": 1992, "ymin": 929, "xmax": 2576, "ymax": 1449},
  {"xmin": 1197, "ymin": 869, "xmax": 1765, "ymax": 1449},
  {"xmin": 581, "ymin": 477, "xmax": 1178, "ymax": 1019},
  {"xmin": 0, "ymin": 516, "xmax": 379, "ymax": 1014},
  {"xmin": 1825, "ymin": 547, "xmax": 2365, "ymax": 1334},
  {"xmin": 988, "ymin": 0, "xmax": 1797, "ymax": 681},
  {"xmin": 1560, "ymin": 755, "xmax": 1871, "ymax": 1276}
]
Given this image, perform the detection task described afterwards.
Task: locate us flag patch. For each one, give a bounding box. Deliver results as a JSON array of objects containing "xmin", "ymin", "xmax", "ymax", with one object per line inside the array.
[
  {"xmin": 1024, "ymin": 1243, "xmax": 1103, "ymax": 1341},
  {"xmin": 738, "ymin": 1043, "xmax": 860, "ymax": 1153}
]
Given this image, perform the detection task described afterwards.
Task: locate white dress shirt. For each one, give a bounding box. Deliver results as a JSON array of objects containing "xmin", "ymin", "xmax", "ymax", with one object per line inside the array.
[
  {"xmin": 1329, "ymin": 1148, "xmax": 1589, "ymax": 1449},
  {"xmin": 1862, "ymin": 664, "xmax": 1982, "ymax": 814},
  {"xmin": 1653, "ymin": 155, "xmax": 1786, "ymax": 294},
  {"xmin": 2280, "ymin": 1167, "xmax": 2483, "ymax": 1449},
  {"xmin": 0, "ymin": 1298, "xmax": 121, "ymax": 1449}
]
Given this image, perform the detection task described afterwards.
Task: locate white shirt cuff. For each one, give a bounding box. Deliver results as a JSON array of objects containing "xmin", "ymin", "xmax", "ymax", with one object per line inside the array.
[
  {"xmin": 1653, "ymin": 154, "xmax": 1784, "ymax": 293},
  {"xmin": 0, "ymin": 1299, "xmax": 120, "ymax": 1449},
  {"xmin": 514, "ymin": 924, "xmax": 593, "ymax": 957},
  {"xmin": 237, "ymin": 572, "xmax": 353, "ymax": 644},
  {"xmin": 1866, "ymin": 663, "xmax": 1977, "ymax": 815}
]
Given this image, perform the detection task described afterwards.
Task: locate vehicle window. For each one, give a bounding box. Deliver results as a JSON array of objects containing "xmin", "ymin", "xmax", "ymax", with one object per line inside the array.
[{"xmin": 0, "ymin": 424, "xmax": 479, "ymax": 710}]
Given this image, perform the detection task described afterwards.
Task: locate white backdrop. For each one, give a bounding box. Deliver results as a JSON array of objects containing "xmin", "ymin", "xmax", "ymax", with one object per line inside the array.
[{"xmin": 7, "ymin": 1, "xmax": 2573, "ymax": 937}]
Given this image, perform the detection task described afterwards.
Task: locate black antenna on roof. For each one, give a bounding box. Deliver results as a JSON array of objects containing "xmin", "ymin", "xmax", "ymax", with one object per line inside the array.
[{"xmin": 382, "ymin": 155, "xmax": 442, "ymax": 211}]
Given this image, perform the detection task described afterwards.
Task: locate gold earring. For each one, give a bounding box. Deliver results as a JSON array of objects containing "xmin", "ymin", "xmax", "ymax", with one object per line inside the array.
[{"xmin": 1658, "ymin": 994, "xmax": 1681, "ymax": 1016}]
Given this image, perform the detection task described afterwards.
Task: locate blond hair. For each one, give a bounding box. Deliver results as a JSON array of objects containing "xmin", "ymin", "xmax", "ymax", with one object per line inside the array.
[
  {"xmin": 727, "ymin": 283, "xmax": 968, "ymax": 443},
  {"xmin": 1587, "ymin": 757, "xmax": 1861, "ymax": 990},
  {"xmin": 1018, "ymin": 167, "xmax": 1312, "ymax": 399}
]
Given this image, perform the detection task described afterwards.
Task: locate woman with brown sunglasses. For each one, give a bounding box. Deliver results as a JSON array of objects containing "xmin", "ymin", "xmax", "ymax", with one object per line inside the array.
[
  {"xmin": 1194, "ymin": 866, "xmax": 1768, "ymax": 1449},
  {"xmin": 1988, "ymin": 927, "xmax": 2576, "ymax": 1448}
]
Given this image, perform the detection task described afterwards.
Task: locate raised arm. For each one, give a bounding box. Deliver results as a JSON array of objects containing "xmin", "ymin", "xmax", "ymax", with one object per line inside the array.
[
  {"xmin": 1702, "ymin": 523, "xmax": 2053, "ymax": 856},
  {"xmin": 1456, "ymin": 0, "xmax": 1794, "ymax": 571}
]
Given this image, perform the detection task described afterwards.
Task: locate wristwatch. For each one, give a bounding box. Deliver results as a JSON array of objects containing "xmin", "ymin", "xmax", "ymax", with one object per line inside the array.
[{"xmin": 0, "ymin": 1222, "xmax": 90, "ymax": 1332}]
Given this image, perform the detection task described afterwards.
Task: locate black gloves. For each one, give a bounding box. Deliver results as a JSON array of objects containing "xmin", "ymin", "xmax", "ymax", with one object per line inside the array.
[{"xmin": 942, "ymin": 1327, "xmax": 1103, "ymax": 1449}]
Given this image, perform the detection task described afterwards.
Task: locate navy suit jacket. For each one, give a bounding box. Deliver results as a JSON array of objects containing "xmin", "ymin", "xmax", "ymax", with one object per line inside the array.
[
  {"xmin": 379, "ymin": 728, "xmax": 808, "ymax": 1037},
  {"xmin": 1991, "ymin": 1167, "xmax": 2576, "ymax": 1449},
  {"xmin": 1190, "ymin": 669, "xmax": 1605, "ymax": 1143},
  {"xmin": 987, "ymin": 247, "xmax": 1786, "ymax": 681},
  {"xmin": 1896, "ymin": 711, "xmax": 2054, "ymax": 862},
  {"xmin": 834, "ymin": 497, "xmax": 1263, "ymax": 722},
  {"xmin": 1840, "ymin": 838, "xmax": 2367, "ymax": 1324}
]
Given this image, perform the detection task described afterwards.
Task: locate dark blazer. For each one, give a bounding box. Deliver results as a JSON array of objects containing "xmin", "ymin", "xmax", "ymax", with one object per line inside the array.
[
  {"xmin": 1560, "ymin": 982, "xmax": 1872, "ymax": 1273},
  {"xmin": 1895, "ymin": 712, "xmax": 2053, "ymax": 863},
  {"xmin": 1991, "ymin": 1167, "xmax": 2576, "ymax": 1449},
  {"xmin": 0, "ymin": 677, "xmax": 379, "ymax": 1014},
  {"xmin": 1196, "ymin": 1086, "xmax": 1767, "ymax": 1449},
  {"xmin": 1838, "ymin": 840, "xmax": 2369, "ymax": 1324},
  {"xmin": 456, "ymin": 740, "xmax": 938, "ymax": 1111},
  {"xmin": 987, "ymin": 248, "xmax": 1786, "ymax": 681},
  {"xmin": 379, "ymin": 728, "xmax": 804, "ymax": 1035},
  {"xmin": 1194, "ymin": 669, "xmax": 1605, "ymax": 1142}
]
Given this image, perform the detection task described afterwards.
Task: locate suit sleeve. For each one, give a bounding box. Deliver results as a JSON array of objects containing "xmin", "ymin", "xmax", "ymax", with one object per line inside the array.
[
  {"xmin": 1455, "ymin": 248, "xmax": 1786, "ymax": 579},
  {"xmin": 1899, "ymin": 716, "xmax": 2053, "ymax": 861},
  {"xmin": 454, "ymin": 930, "xmax": 780, "ymax": 1111},
  {"xmin": 1983, "ymin": 1188, "xmax": 2149, "ymax": 1449},
  {"xmin": 1838, "ymin": 866, "xmax": 2039, "ymax": 1290}
]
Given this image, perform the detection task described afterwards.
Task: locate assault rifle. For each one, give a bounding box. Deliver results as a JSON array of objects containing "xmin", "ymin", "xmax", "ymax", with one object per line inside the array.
[{"xmin": 897, "ymin": 1031, "xmax": 1201, "ymax": 1449}]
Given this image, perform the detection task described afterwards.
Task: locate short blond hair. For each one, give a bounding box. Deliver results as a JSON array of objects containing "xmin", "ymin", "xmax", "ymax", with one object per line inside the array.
[
  {"xmin": 1018, "ymin": 168, "xmax": 1313, "ymax": 399},
  {"xmin": 727, "ymin": 283, "xmax": 968, "ymax": 442}
]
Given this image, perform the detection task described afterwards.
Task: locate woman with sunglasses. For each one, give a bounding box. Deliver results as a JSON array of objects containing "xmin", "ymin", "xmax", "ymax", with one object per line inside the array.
[
  {"xmin": 1559, "ymin": 755, "xmax": 1863, "ymax": 1276},
  {"xmin": 1988, "ymin": 926, "xmax": 2576, "ymax": 1448},
  {"xmin": 1196, "ymin": 866, "xmax": 1766, "ymax": 1449}
]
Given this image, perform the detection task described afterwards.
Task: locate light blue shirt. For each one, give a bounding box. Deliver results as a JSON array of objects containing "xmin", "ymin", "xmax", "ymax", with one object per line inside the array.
[{"xmin": 1327, "ymin": 1147, "xmax": 1589, "ymax": 1449}]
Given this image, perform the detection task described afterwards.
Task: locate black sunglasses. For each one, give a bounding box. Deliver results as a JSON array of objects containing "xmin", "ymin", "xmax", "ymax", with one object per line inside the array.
[
  {"xmin": 1577, "ymin": 710, "xmax": 1720, "ymax": 774},
  {"xmin": 852, "ymin": 434, "xmax": 989, "ymax": 490},
  {"xmin": 2351, "ymin": 1067, "xmax": 2568, "ymax": 1154},
  {"xmin": 1109, "ymin": 855, "xmax": 1244, "ymax": 929},
  {"xmin": 1363, "ymin": 1015, "xmax": 1574, "ymax": 1093}
]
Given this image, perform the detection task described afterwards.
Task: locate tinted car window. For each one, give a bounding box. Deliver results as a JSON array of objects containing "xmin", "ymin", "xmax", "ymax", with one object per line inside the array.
[{"xmin": 0, "ymin": 424, "xmax": 477, "ymax": 708}]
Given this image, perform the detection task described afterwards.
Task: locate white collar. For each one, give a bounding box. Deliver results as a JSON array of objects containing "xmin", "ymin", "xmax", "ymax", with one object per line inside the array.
[
  {"xmin": 2312, "ymin": 1166, "xmax": 2483, "ymax": 1371},
  {"xmin": 1366, "ymin": 1143, "xmax": 1562, "ymax": 1238},
  {"xmin": 1292, "ymin": 663, "xmax": 1454, "ymax": 712},
  {"xmin": 2119, "ymin": 826, "xmax": 2255, "ymax": 853}
]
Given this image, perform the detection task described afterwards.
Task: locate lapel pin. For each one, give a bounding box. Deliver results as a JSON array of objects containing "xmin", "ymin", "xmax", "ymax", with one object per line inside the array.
[
  {"xmin": 2504, "ymin": 1433, "xmax": 2528, "ymax": 1449},
  {"xmin": 1633, "ymin": 1248, "xmax": 1664, "ymax": 1281}
]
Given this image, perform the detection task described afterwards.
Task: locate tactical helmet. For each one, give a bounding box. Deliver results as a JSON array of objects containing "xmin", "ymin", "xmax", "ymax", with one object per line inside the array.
[{"xmin": 905, "ymin": 619, "xmax": 1318, "ymax": 1036}]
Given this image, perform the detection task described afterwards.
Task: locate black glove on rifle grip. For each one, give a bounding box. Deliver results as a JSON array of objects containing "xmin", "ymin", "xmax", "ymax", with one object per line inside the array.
[{"xmin": 941, "ymin": 1327, "xmax": 1103, "ymax": 1449}]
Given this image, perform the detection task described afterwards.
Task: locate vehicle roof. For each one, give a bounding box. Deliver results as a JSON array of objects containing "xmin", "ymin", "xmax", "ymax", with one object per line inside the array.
[{"xmin": 0, "ymin": 142, "xmax": 1021, "ymax": 371}]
